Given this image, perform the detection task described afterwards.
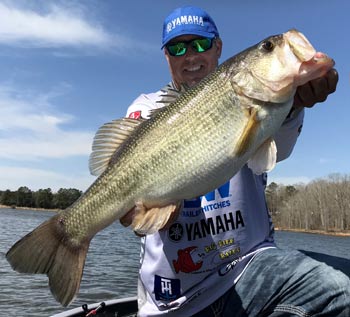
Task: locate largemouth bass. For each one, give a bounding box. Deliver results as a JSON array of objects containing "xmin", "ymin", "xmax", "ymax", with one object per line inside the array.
[{"xmin": 6, "ymin": 29, "xmax": 334, "ymax": 306}]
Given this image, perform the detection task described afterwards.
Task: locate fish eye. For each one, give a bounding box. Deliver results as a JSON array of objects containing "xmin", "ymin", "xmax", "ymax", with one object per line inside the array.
[{"xmin": 261, "ymin": 40, "xmax": 274, "ymax": 52}]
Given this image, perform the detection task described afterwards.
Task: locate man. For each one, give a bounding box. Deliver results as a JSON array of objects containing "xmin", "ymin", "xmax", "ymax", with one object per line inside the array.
[{"xmin": 121, "ymin": 5, "xmax": 349, "ymax": 317}]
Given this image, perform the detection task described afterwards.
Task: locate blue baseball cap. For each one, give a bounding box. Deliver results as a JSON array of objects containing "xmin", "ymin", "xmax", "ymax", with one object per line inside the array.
[{"xmin": 161, "ymin": 6, "xmax": 219, "ymax": 48}]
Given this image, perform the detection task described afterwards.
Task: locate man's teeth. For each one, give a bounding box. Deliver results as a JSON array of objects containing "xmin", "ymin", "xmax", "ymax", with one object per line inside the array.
[{"xmin": 186, "ymin": 65, "xmax": 201, "ymax": 72}]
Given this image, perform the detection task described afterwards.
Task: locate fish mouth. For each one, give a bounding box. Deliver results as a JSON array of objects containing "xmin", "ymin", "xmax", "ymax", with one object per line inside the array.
[
  {"xmin": 297, "ymin": 52, "xmax": 335, "ymax": 84},
  {"xmin": 285, "ymin": 29, "xmax": 335, "ymax": 85},
  {"xmin": 285, "ymin": 29, "xmax": 334, "ymax": 66},
  {"xmin": 285, "ymin": 29, "xmax": 316, "ymax": 62}
]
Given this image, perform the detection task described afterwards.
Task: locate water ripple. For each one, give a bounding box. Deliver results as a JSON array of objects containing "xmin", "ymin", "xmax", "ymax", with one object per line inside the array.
[
  {"xmin": 1, "ymin": 209, "xmax": 139, "ymax": 316},
  {"xmin": 1, "ymin": 209, "xmax": 349, "ymax": 316}
]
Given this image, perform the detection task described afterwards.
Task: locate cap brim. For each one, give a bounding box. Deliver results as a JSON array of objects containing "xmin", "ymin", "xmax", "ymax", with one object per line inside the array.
[{"xmin": 161, "ymin": 31, "xmax": 216, "ymax": 49}]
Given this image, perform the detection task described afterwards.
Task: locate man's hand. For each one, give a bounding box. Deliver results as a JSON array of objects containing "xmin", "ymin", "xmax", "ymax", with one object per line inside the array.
[
  {"xmin": 120, "ymin": 207, "xmax": 145, "ymax": 237},
  {"xmin": 119, "ymin": 208, "xmax": 136, "ymax": 228},
  {"xmin": 294, "ymin": 69, "xmax": 338, "ymax": 108}
]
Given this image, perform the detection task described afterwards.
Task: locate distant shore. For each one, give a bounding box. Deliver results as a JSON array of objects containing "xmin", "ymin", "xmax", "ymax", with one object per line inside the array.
[
  {"xmin": 275, "ymin": 227, "xmax": 350, "ymax": 237},
  {"xmin": 0, "ymin": 204, "xmax": 60, "ymax": 212},
  {"xmin": 2, "ymin": 204, "xmax": 349, "ymax": 237}
]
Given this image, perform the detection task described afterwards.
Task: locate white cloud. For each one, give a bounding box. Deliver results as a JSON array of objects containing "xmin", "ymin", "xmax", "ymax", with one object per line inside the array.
[
  {"xmin": 0, "ymin": 84, "xmax": 94, "ymax": 160},
  {"xmin": 0, "ymin": 166, "xmax": 94, "ymax": 191},
  {"xmin": 0, "ymin": 2, "xmax": 115, "ymax": 49},
  {"xmin": 0, "ymin": 2, "xmax": 157, "ymax": 56},
  {"xmin": 0, "ymin": 133, "xmax": 92, "ymax": 160},
  {"xmin": 0, "ymin": 82, "xmax": 97, "ymax": 191}
]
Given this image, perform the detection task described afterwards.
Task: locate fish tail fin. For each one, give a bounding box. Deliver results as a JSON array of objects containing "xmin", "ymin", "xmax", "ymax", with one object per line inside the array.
[{"xmin": 6, "ymin": 214, "xmax": 90, "ymax": 306}]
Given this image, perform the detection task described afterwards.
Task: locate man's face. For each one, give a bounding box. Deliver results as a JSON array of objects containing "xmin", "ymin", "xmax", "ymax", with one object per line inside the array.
[{"xmin": 164, "ymin": 35, "xmax": 222, "ymax": 88}]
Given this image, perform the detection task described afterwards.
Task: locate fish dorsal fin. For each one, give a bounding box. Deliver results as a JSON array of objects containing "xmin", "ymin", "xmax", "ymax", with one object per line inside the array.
[
  {"xmin": 89, "ymin": 118, "xmax": 144, "ymax": 176},
  {"xmin": 131, "ymin": 201, "xmax": 182, "ymax": 235},
  {"xmin": 148, "ymin": 108, "xmax": 164, "ymax": 118},
  {"xmin": 247, "ymin": 137, "xmax": 277, "ymax": 175},
  {"xmin": 155, "ymin": 83, "xmax": 187, "ymax": 107}
]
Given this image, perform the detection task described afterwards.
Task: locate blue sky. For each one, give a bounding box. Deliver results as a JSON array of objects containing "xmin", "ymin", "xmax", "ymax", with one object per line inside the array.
[{"xmin": 0, "ymin": 0, "xmax": 349, "ymax": 192}]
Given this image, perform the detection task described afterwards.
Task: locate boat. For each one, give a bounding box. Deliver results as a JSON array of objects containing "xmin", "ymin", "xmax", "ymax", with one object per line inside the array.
[
  {"xmin": 51, "ymin": 296, "xmax": 138, "ymax": 317},
  {"xmin": 51, "ymin": 251, "xmax": 350, "ymax": 317}
]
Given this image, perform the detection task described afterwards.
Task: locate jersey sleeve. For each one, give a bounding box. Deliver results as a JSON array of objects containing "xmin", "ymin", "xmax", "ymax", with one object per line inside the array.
[{"xmin": 126, "ymin": 92, "xmax": 162, "ymax": 119}]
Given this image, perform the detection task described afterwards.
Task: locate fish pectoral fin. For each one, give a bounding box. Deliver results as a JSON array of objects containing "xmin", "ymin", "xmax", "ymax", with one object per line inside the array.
[
  {"xmin": 247, "ymin": 137, "xmax": 277, "ymax": 175},
  {"xmin": 89, "ymin": 118, "xmax": 145, "ymax": 176},
  {"xmin": 131, "ymin": 201, "xmax": 182, "ymax": 235},
  {"xmin": 6, "ymin": 214, "xmax": 90, "ymax": 307},
  {"xmin": 234, "ymin": 107, "xmax": 261, "ymax": 157}
]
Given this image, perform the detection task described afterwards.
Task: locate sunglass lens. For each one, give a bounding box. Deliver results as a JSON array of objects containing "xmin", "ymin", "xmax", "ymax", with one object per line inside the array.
[
  {"xmin": 193, "ymin": 38, "xmax": 212, "ymax": 53},
  {"xmin": 166, "ymin": 38, "xmax": 213, "ymax": 56},
  {"xmin": 167, "ymin": 43, "xmax": 187, "ymax": 56}
]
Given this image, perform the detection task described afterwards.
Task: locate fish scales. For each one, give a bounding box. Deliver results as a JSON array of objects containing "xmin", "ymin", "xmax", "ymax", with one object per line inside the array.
[{"xmin": 67, "ymin": 68, "xmax": 243, "ymax": 238}]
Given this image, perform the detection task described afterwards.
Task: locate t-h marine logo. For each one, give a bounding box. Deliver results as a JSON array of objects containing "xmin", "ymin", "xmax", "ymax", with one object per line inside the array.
[{"xmin": 154, "ymin": 275, "xmax": 181, "ymax": 301}]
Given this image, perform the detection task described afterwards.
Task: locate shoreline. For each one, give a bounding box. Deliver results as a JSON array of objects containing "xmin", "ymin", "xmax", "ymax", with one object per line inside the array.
[
  {"xmin": 1, "ymin": 204, "xmax": 349, "ymax": 237},
  {"xmin": 275, "ymin": 227, "xmax": 350, "ymax": 237},
  {"xmin": 0, "ymin": 204, "xmax": 60, "ymax": 212}
]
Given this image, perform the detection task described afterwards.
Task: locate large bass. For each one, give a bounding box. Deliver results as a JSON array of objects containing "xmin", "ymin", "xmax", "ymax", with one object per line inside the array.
[{"xmin": 7, "ymin": 29, "xmax": 334, "ymax": 306}]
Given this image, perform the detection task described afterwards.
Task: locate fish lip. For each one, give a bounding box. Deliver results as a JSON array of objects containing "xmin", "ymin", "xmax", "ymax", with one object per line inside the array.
[
  {"xmin": 284, "ymin": 29, "xmax": 316, "ymax": 62},
  {"xmin": 298, "ymin": 53, "xmax": 335, "ymax": 78},
  {"xmin": 285, "ymin": 29, "xmax": 335, "ymax": 82},
  {"xmin": 296, "ymin": 51, "xmax": 334, "ymax": 87},
  {"xmin": 301, "ymin": 51, "xmax": 335, "ymax": 68},
  {"xmin": 313, "ymin": 52, "xmax": 335, "ymax": 65}
]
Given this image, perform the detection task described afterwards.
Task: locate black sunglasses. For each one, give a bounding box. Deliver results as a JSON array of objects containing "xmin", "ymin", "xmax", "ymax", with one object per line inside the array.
[{"xmin": 165, "ymin": 38, "xmax": 215, "ymax": 57}]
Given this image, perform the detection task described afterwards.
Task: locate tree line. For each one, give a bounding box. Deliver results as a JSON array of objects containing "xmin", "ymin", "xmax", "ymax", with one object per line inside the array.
[
  {"xmin": 2, "ymin": 174, "xmax": 349, "ymax": 233},
  {"xmin": 266, "ymin": 173, "xmax": 350, "ymax": 233},
  {"xmin": 0, "ymin": 186, "xmax": 82, "ymax": 210}
]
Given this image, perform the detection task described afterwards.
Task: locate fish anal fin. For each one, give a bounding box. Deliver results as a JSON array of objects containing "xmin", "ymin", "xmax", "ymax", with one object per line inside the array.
[
  {"xmin": 131, "ymin": 201, "xmax": 181, "ymax": 235},
  {"xmin": 89, "ymin": 118, "xmax": 145, "ymax": 176},
  {"xmin": 247, "ymin": 137, "xmax": 277, "ymax": 175},
  {"xmin": 235, "ymin": 107, "xmax": 261, "ymax": 157},
  {"xmin": 6, "ymin": 214, "xmax": 90, "ymax": 307}
]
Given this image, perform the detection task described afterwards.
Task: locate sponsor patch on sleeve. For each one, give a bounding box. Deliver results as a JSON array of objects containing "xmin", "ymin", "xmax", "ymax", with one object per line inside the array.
[
  {"xmin": 128, "ymin": 111, "xmax": 142, "ymax": 119},
  {"xmin": 154, "ymin": 275, "xmax": 181, "ymax": 301}
]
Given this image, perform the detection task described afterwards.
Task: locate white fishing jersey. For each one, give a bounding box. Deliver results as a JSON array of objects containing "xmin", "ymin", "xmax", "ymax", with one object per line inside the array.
[{"xmin": 125, "ymin": 83, "xmax": 304, "ymax": 317}]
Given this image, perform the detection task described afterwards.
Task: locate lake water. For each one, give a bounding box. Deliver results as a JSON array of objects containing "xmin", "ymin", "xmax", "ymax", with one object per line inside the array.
[{"xmin": 1, "ymin": 208, "xmax": 349, "ymax": 317}]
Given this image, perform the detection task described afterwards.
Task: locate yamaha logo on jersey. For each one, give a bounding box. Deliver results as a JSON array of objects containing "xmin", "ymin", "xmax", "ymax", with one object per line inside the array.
[{"xmin": 168, "ymin": 222, "xmax": 184, "ymax": 242}]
